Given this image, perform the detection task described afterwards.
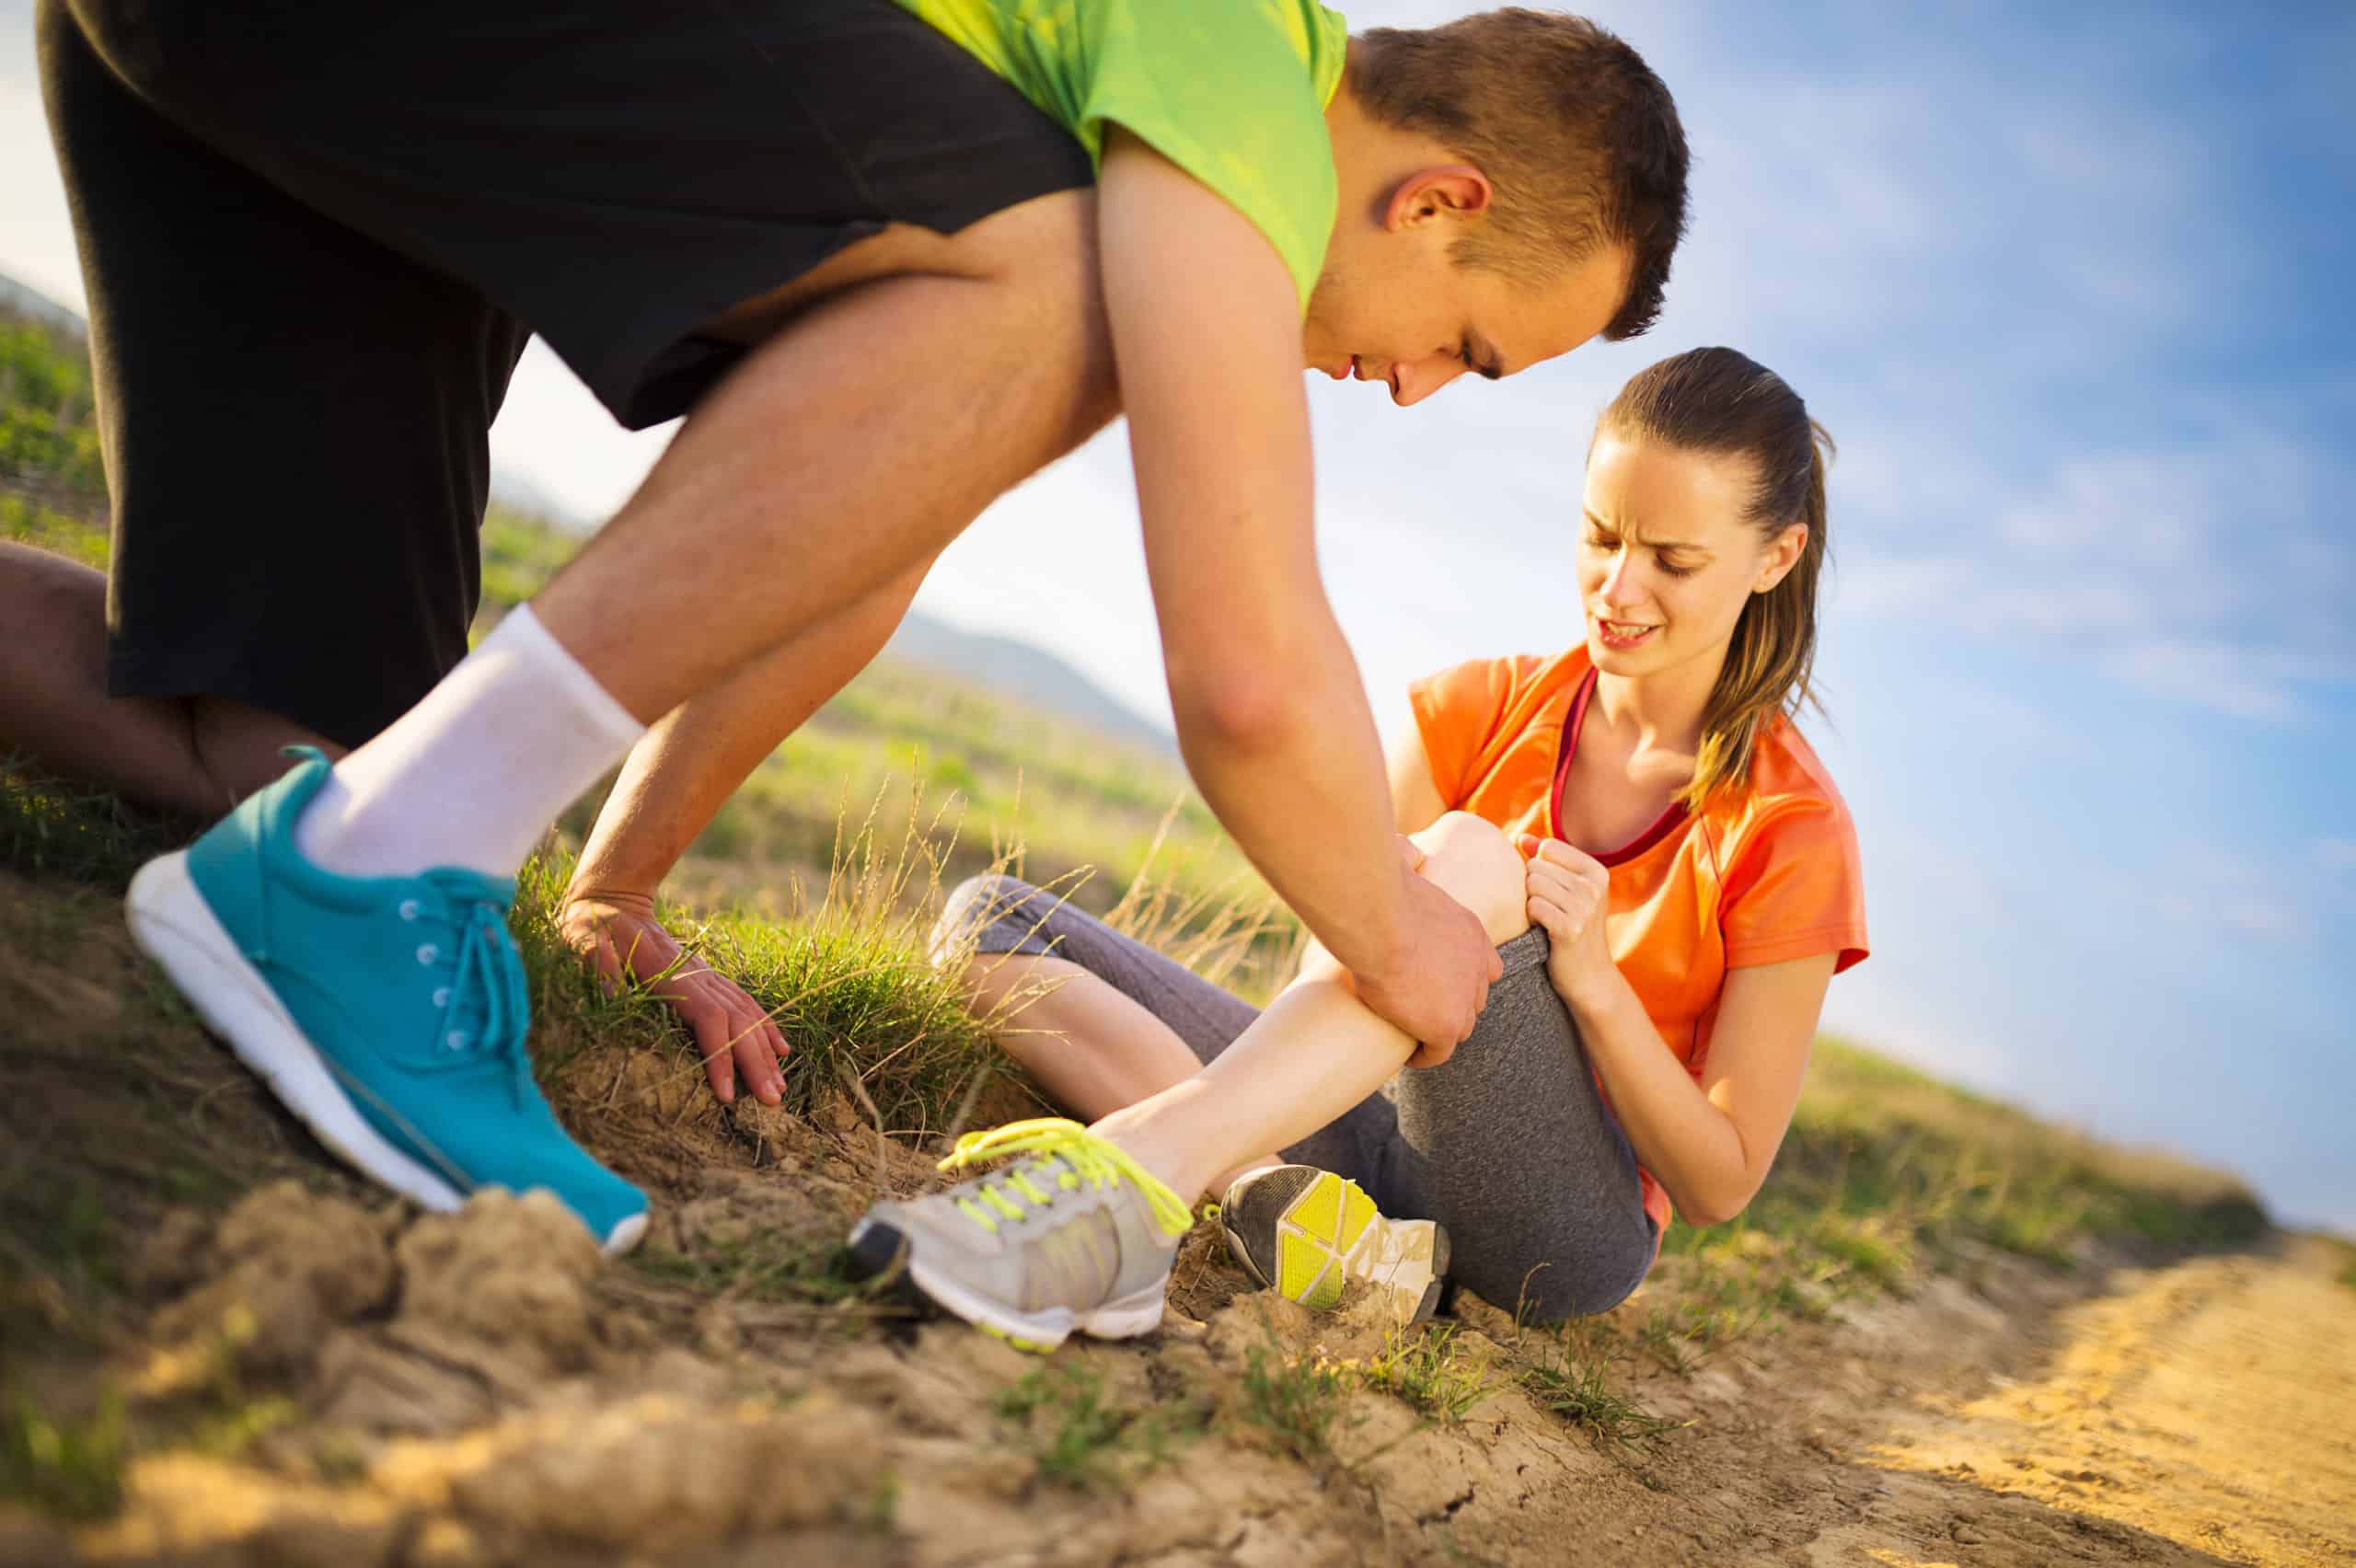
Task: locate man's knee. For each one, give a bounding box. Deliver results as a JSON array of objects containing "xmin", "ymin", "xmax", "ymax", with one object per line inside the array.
[
  {"xmin": 1410, "ymin": 812, "xmax": 1530, "ymax": 946},
  {"xmin": 188, "ymin": 696, "xmax": 335, "ymax": 811}
]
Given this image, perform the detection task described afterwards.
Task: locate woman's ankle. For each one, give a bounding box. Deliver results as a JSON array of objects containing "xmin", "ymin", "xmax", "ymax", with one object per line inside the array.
[{"xmin": 1208, "ymin": 1159, "xmax": 1285, "ymax": 1203}]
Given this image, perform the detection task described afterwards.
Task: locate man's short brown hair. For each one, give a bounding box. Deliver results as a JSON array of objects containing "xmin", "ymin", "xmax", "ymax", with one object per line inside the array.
[{"xmin": 1347, "ymin": 9, "xmax": 1691, "ymax": 340}]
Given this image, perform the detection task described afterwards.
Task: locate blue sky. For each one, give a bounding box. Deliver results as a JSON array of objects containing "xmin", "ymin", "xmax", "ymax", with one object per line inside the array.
[{"xmin": 4, "ymin": 3, "xmax": 2350, "ymax": 1228}]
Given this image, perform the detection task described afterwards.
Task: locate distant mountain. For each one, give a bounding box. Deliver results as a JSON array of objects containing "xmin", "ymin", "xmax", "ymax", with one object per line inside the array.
[
  {"xmin": 487, "ymin": 468, "xmax": 583, "ymax": 527},
  {"xmin": 0, "ymin": 273, "xmax": 82, "ymax": 335},
  {"xmin": 882, "ymin": 613, "xmax": 1175, "ymax": 759}
]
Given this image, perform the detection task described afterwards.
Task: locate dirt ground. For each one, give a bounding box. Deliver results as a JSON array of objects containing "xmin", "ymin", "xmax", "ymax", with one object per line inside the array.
[
  {"xmin": 1854, "ymin": 1236, "xmax": 2356, "ymax": 1566},
  {"xmin": 3, "ymin": 869, "xmax": 2350, "ymax": 1567}
]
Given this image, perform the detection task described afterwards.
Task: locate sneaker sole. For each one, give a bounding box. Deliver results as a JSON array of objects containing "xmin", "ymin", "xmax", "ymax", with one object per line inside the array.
[
  {"xmin": 1226, "ymin": 1170, "xmax": 1448, "ymax": 1325},
  {"xmin": 845, "ymin": 1219, "xmax": 1166, "ymax": 1354},
  {"xmin": 126, "ymin": 850, "xmax": 648, "ymax": 1259}
]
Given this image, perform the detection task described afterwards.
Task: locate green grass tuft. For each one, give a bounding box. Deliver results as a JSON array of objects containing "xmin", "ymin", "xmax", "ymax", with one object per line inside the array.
[
  {"xmin": 1, "ymin": 1393, "xmax": 126, "ymax": 1522},
  {"xmin": 629, "ymin": 1229, "xmax": 869, "ymax": 1308},
  {"xmin": 991, "ymin": 1363, "xmax": 1205, "ymax": 1491},
  {"xmin": 1354, "ymin": 1323, "xmax": 1496, "ymax": 1423},
  {"xmin": 1233, "ymin": 1340, "xmax": 1353, "ymax": 1464},
  {"xmin": 508, "ymin": 813, "xmax": 1030, "ymax": 1139},
  {"xmin": 1519, "ymin": 1340, "xmax": 1682, "ymax": 1452},
  {"xmin": 0, "ymin": 761, "xmax": 192, "ymax": 891}
]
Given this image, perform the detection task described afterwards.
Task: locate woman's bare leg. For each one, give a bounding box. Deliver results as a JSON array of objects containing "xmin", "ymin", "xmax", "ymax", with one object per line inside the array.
[
  {"xmin": 1091, "ymin": 813, "xmax": 1531, "ymax": 1203},
  {"xmin": 959, "ymin": 951, "xmax": 1286, "ymax": 1197}
]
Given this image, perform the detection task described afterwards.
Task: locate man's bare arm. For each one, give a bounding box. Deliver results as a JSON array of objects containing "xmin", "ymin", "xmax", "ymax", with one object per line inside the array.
[
  {"xmin": 560, "ymin": 584, "xmax": 919, "ymax": 1104},
  {"xmin": 1385, "ymin": 721, "xmax": 1449, "ymax": 837},
  {"xmin": 1097, "ymin": 129, "xmax": 1499, "ymax": 1047}
]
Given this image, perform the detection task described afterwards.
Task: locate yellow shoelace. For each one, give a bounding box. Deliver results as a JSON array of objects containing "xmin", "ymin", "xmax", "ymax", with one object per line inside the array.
[{"xmin": 939, "ymin": 1117, "xmax": 1195, "ymax": 1239}]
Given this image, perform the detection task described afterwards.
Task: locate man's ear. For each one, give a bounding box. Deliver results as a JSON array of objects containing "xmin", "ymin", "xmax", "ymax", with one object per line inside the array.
[{"xmin": 1384, "ymin": 165, "xmax": 1493, "ymax": 231}]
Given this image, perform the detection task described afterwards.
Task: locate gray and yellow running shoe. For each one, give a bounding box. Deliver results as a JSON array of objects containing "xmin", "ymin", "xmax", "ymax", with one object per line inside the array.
[
  {"xmin": 846, "ymin": 1118, "xmax": 1195, "ymax": 1352},
  {"xmin": 1218, "ymin": 1165, "xmax": 1448, "ymax": 1324}
]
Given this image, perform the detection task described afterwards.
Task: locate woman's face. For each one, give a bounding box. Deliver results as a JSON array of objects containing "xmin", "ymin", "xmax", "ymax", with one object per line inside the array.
[{"xmin": 1577, "ymin": 432, "xmax": 1806, "ymax": 685}]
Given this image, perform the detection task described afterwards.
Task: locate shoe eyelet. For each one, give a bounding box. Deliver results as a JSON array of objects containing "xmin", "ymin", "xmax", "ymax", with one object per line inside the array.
[
  {"xmin": 398, "ymin": 900, "xmax": 421, "ymax": 922},
  {"xmin": 416, "ymin": 944, "xmax": 439, "ymax": 966},
  {"xmin": 433, "ymin": 986, "xmax": 452, "ymax": 1009},
  {"xmin": 446, "ymin": 1032, "xmax": 468, "ymax": 1052}
]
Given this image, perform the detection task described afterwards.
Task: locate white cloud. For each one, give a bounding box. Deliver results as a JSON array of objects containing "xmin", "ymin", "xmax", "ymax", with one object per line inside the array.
[
  {"xmin": 2144, "ymin": 844, "xmax": 2322, "ymax": 946},
  {"xmin": 2092, "ymin": 640, "xmax": 2350, "ymax": 724},
  {"xmin": 2157, "ymin": 893, "xmax": 2315, "ymax": 946},
  {"xmin": 1824, "ymin": 553, "xmax": 1969, "ymax": 619},
  {"xmin": 2219, "ymin": 902, "xmax": 2314, "ymax": 943},
  {"xmin": 1828, "ymin": 415, "xmax": 2350, "ymax": 721}
]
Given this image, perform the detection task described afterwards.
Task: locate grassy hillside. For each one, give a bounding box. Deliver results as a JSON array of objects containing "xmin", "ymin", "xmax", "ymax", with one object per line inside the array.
[{"xmin": 1, "ymin": 310, "xmax": 106, "ymax": 567}]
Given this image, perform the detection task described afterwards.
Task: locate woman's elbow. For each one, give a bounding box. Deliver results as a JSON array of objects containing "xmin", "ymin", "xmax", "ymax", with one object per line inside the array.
[
  {"xmin": 1672, "ymin": 1176, "xmax": 1766, "ymax": 1229},
  {"xmin": 1677, "ymin": 1196, "xmax": 1746, "ymax": 1229}
]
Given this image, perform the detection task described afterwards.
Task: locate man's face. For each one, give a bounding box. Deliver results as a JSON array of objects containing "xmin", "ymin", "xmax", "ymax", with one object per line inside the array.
[{"xmin": 1302, "ymin": 220, "xmax": 1633, "ymax": 407}]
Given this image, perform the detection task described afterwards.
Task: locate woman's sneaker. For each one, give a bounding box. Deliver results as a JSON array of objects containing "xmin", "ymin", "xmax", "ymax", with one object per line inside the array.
[
  {"xmin": 124, "ymin": 749, "xmax": 648, "ymax": 1254},
  {"xmin": 1218, "ymin": 1166, "xmax": 1447, "ymax": 1324},
  {"xmin": 846, "ymin": 1118, "xmax": 1195, "ymax": 1352}
]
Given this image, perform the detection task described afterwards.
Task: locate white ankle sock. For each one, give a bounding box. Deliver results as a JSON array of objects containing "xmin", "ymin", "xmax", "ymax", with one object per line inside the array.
[{"xmin": 294, "ymin": 604, "xmax": 646, "ymax": 882}]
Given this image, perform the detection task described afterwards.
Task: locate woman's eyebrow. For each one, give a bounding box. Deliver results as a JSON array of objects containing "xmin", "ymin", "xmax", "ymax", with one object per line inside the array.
[{"xmin": 1582, "ymin": 508, "xmax": 1703, "ymax": 552}]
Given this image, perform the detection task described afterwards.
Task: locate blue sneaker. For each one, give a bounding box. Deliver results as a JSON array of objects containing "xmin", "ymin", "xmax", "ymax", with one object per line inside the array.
[{"xmin": 125, "ymin": 750, "xmax": 648, "ymax": 1254}]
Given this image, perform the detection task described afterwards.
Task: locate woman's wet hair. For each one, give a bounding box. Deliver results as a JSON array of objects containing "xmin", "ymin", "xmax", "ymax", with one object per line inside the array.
[{"xmin": 1598, "ymin": 346, "xmax": 1832, "ymax": 806}]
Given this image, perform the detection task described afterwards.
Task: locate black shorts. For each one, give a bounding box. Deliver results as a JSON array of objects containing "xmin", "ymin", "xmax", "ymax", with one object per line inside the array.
[{"xmin": 40, "ymin": 0, "xmax": 1093, "ymax": 747}]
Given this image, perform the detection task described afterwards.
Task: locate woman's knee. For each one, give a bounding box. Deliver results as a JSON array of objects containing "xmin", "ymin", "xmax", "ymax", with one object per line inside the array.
[
  {"xmin": 929, "ymin": 873, "xmax": 1053, "ymax": 972},
  {"xmin": 1409, "ymin": 812, "xmax": 1530, "ymax": 946}
]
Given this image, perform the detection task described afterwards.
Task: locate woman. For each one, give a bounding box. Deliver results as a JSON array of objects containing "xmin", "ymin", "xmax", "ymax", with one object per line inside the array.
[{"xmin": 848, "ymin": 347, "xmax": 1867, "ymax": 1348}]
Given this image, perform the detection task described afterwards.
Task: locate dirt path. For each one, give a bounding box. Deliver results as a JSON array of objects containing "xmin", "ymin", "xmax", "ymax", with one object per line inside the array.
[
  {"xmin": 1816, "ymin": 1235, "xmax": 2356, "ymax": 1567},
  {"xmin": 10, "ymin": 1205, "xmax": 2350, "ymax": 1566}
]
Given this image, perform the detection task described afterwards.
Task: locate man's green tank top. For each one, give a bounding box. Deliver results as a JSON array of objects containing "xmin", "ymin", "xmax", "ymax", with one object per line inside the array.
[{"xmin": 892, "ymin": 0, "xmax": 1350, "ymax": 312}]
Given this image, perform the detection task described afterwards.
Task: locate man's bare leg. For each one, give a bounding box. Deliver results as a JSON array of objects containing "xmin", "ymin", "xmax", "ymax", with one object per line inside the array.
[
  {"xmin": 0, "ymin": 541, "xmax": 338, "ymax": 818},
  {"xmin": 532, "ymin": 193, "xmax": 1113, "ymax": 723}
]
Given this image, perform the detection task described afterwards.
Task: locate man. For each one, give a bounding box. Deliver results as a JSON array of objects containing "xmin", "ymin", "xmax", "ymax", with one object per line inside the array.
[{"xmin": 11, "ymin": 0, "xmax": 1688, "ymax": 1250}]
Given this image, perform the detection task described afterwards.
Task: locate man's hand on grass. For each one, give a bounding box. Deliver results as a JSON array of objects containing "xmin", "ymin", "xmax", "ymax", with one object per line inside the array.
[{"xmin": 559, "ymin": 892, "xmax": 790, "ymax": 1106}]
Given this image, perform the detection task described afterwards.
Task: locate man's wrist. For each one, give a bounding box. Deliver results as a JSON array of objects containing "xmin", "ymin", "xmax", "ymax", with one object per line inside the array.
[
  {"xmin": 562, "ymin": 881, "xmax": 658, "ymax": 917},
  {"xmin": 1328, "ymin": 867, "xmax": 1417, "ymax": 988}
]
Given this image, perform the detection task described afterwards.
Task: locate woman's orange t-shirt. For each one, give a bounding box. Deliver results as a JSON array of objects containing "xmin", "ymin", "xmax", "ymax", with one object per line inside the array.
[{"xmin": 1408, "ymin": 644, "xmax": 1869, "ymax": 1239}]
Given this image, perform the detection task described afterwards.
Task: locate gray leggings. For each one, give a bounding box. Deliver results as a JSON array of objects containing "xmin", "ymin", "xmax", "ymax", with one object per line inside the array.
[{"xmin": 940, "ymin": 876, "xmax": 1658, "ymax": 1320}]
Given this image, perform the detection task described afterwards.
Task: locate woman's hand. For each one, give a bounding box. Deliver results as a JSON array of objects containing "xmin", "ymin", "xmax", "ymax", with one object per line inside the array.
[
  {"xmin": 560, "ymin": 891, "xmax": 790, "ymax": 1106},
  {"xmin": 1516, "ymin": 835, "xmax": 1616, "ymax": 1011}
]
